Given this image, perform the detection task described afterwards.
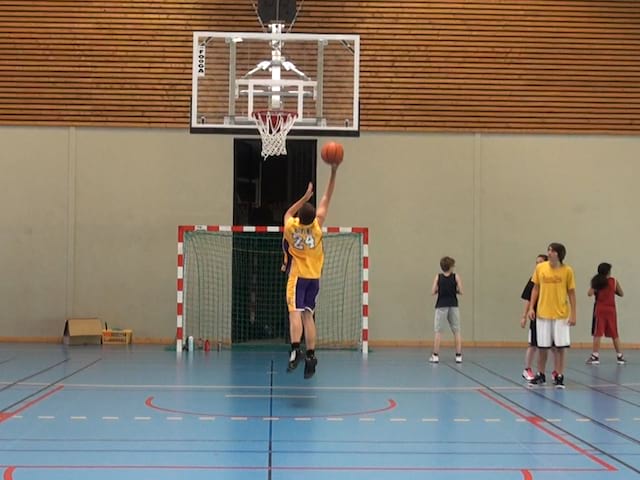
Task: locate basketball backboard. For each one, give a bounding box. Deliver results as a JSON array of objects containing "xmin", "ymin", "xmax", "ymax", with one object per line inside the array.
[{"xmin": 191, "ymin": 31, "xmax": 360, "ymax": 136}]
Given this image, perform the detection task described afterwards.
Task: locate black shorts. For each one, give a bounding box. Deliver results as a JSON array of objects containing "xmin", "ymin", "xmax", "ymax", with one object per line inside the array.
[{"xmin": 528, "ymin": 319, "xmax": 538, "ymax": 347}]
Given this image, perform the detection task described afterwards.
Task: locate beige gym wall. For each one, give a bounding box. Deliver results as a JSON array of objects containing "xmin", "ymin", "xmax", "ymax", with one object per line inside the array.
[{"xmin": 1, "ymin": 127, "xmax": 638, "ymax": 346}]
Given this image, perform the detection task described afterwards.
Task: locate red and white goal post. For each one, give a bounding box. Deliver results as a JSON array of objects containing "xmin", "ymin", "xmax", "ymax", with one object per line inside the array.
[{"xmin": 177, "ymin": 225, "xmax": 369, "ymax": 354}]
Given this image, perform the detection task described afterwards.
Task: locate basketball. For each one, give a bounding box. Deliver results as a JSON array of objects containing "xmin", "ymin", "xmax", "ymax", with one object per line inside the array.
[{"xmin": 321, "ymin": 141, "xmax": 344, "ymax": 166}]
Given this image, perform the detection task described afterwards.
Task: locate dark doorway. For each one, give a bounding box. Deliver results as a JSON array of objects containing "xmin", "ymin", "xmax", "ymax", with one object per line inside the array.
[{"xmin": 232, "ymin": 139, "xmax": 317, "ymax": 345}]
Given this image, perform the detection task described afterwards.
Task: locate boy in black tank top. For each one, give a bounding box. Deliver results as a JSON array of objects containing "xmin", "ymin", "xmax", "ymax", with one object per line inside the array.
[{"xmin": 429, "ymin": 256, "xmax": 464, "ymax": 364}]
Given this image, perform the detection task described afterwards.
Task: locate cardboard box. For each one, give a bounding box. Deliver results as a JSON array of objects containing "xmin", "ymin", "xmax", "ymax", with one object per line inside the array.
[
  {"xmin": 102, "ymin": 329, "xmax": 133, "ymax": 345},
  {"xmin": 63, "ymin": 318, "xmax": 103, "ymax": 345}
]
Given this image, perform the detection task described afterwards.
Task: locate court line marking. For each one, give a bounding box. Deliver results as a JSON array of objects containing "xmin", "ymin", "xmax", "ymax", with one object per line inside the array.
[
  {"xmin": 476, "ymin": 388, "xmax": 616, "ymax": 472},
  {"xmin": 0, "ymin": 385, "xmax": 64, "ymax": 425},
  {"xmin": 9, "ymin": 381, "xmax": 609, "ymax": 392},
  {"xmin": 225, "ymin": 394, "xmax": 316, "ymax": 398},
  {"xmin": 20, "ymin": 414, "xmax": 640, "ymax": 425},
  {"xmin": 0, "ymin": 465, "xmax": 613, "ymax": 475},
  {"xmin": 468, "ymin": 359, "xmax": 639, "ymax": 474},
  {"xmin": 145, "ymin": 395, "xmax": 397, "ymax": 419}
]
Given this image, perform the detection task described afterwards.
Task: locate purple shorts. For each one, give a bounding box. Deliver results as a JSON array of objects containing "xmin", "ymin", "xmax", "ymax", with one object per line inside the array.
[{"xmin": 287, "ymin": 277, "xmax": 320, "ymax": 312}]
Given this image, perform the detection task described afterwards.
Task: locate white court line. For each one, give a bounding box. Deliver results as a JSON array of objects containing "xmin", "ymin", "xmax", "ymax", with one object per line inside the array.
[
  {"xmin": 231, "ymin": 417, "xmax": 248, "ymax": 421},
  {"xmin": 102, "ymin": 416, "xmax": 119, "ymax": 421},
  {"xmin": 135, "ymin": 416, "xmax": 151, "ymax": 421},
  {"xmin": 359, "ymin": 417, "xmax": 375, "ymax": 422},
  {"xmin": 166, "ymin": 416, "xmax": 183, "ymax": 421},
  {"xmin": 38, "ymin": 416, "xmax": 55, "ymax": 420},
  {"xmin": 326, "ymin": 417, "xmax": 343, "ymax": 422},
  {"xmin": 421, "ymin": 418, "xmax": 438, "ymax": 422},
  {"xmin": 294, "ymin": 417, "xmax": 311, "ymax": 421},
  {"xmin": 199, "ymin": 416, "xmax": 215, "ymax": 421},
  {"xmin": 263, "ymin": 417, "xmax": 280, "ymax": 421},
  {"xmin": 484, "ymin": 418, "xmax": 501, "ymax": 422},
  {"xmin": 576, "ymin": 418, "xmax": 591, "ymax": 422},
  {"xmin": 546, "ymin": 418, "xmax": 561, "ymax": 423},
  {"xmin": 454, "ymin": 418, "xmax": 470, "ymax": 422},
  {"xmin": 605, "ymin": 418, "xmax": 620, "ymax": 422},
  {"xmin": 23, "ymin": 382, "xmax": 555, "ymax": 393},
  {"xmin": 390, "ymin": 418, "xmax": 407, "ymax": 422},
  {"xmin": 70, "ymin": 416, "xmax": 87, "ymax": 420}
]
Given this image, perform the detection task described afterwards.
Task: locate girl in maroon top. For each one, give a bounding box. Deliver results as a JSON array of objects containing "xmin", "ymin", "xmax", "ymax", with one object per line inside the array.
[{"xmin": 586, "ymin": 262, "xmax": 625, "ymax": 365}]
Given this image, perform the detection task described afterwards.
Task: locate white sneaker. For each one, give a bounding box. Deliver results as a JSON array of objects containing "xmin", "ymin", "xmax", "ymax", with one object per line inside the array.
[
  {"xmin": 455, "ymin": 354, "xmax": 463, "ymax": 364},
  {"xmin": 429, "ymin": 353, "xmax": 439, "ymax": 363},
  {"xmin": 522, "ymin": 368, "xmax": 535, "ymax": 381},
  {"xmin": 586, "ymin": 354, "xmax": 600, "ymax": 365}
]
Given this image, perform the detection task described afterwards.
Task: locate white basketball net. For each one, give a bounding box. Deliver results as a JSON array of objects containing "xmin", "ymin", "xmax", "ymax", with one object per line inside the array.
[{"xmin": 252, "ymin": 111, "xmax": 297, "ymax": 158}]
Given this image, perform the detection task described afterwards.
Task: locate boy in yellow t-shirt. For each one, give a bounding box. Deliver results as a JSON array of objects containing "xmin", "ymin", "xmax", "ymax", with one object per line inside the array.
[{"xmin": 527, "ymin": 242, "xmax": 576, "ymax": 389}]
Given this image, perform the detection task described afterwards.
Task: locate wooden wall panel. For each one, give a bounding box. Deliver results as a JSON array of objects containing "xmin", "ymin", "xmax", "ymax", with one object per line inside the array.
[{"xmin": 0, "ymin": 0, "xmax": 639, "ymax": 133}]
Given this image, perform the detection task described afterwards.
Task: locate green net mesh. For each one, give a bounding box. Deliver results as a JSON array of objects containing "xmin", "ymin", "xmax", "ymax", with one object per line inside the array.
[{"xmin": 183, "ymin": 230, "xmax": 363, "ymax": 349}]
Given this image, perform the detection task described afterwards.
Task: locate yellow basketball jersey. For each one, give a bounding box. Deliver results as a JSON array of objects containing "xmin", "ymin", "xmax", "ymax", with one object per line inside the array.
[
  {"xmin": 532, "ymin": 261, "xmax": 576, "ymax": 319},
  {"xmin": 283, "ymin": 217, "xmax": 324, "ymax": 279}
]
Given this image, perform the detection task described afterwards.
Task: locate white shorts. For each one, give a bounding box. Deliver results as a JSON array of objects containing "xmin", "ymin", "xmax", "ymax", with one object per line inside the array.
[{"xmin": 536, "ymin": 318, "xmax": 571, "ymax": 348}]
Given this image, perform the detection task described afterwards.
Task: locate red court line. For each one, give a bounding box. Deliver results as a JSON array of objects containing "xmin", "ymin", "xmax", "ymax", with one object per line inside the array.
[
  {"xmin": 3, "ymin": 467, "xmax": 15, "ymax": 480},
  {"xmin": 476, "ymin": 388, "xmax": 617, "ymax": 472},
  {"xmin": 145, "ymin": 396, "xmax": 397, "ymax": 419},
  {"xmin": 1, "ymin": 465, "xmax": 608, "ymax": 474},
  {"xmin": 0, "ymin": 385, "xmax": 64, "ymax": 424}
]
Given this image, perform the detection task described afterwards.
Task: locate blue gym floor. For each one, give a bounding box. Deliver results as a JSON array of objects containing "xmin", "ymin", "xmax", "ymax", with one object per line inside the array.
[{"xmin": 0, "ymin": 345, "xmax": 639, "ymax": 480}]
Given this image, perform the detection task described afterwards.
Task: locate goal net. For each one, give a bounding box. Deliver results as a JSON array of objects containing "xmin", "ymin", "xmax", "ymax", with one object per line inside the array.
[{"xmin": 177, "ymin": 225, "xmax": 368, "ymax": 353}]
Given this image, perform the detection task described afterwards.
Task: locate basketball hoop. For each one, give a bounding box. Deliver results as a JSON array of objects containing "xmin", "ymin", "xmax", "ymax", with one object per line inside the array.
[{"xmin": 252, "ymin": 110, "xmax": 297, "ymax": 158}]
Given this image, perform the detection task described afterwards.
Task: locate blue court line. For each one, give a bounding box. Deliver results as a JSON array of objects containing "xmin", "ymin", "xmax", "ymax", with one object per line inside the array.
[
  {"xmin": 569, "ymin": 377, "xmax": 640, "ymax": 408},
  {"xmin": 0, "ymin": 358, "xmax": 69, "ymax": 393},
  {"xmin": 465, "ymin": 360, "xmax": 639, "ymax": 474},
  {"xmin": 1, "ymin": 359, "xmax": 102, "ymax": 416},
  {"xmin": 567, "ymin": 365, "xmax": 640, "ymax": 397},
  {"xmin": 0, "ymin": 357, "xmax": 16, "ymax": 366},
  {"xmin": 0, "ymin": 447, "xmax": 624, "ymax": 455},
  {"xmin": 471, "ymin": 361, "xmax": 640, "ymax": 448}
]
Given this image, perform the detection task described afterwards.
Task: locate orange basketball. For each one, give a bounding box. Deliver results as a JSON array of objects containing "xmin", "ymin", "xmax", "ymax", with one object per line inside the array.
[{"xmin": 321, "ymin": 141, "xmax": 344, "ymax": 166}]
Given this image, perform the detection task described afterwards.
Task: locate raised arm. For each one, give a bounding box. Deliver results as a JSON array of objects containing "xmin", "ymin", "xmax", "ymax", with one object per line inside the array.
[
  {"xmin": 315, "ymin": 165, "xmax": 338, "ymax": 227},
  {"xmin": 284, "ymin": 182, "xmax": 314, "ymax": 224}
]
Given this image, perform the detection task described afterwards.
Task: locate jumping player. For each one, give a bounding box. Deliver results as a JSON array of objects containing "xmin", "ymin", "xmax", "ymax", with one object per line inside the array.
[{"xmin": 282, "ymin": 163, "xmax": 339, "ymax": 379}]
